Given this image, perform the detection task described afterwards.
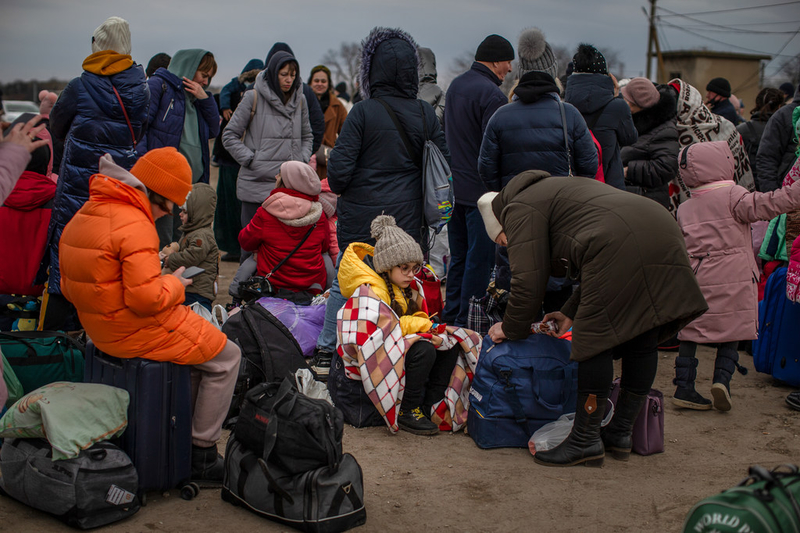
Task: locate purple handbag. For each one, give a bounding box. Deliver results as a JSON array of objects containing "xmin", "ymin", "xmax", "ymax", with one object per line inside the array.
[{"xmin": 609, "ymin": 379, "xmax": 664, "ymax": 456}]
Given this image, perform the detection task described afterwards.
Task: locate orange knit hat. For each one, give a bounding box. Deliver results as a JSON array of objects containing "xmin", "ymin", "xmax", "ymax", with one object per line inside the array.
[{"xmin": 130, "ymin": 147, "xmax": 192, "ymax": 205}]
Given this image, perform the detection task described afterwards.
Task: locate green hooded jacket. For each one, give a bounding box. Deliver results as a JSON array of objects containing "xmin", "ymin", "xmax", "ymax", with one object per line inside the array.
[
  {"xmin": 168, "ymin": 49, "xmax": 208, "ymax": 182},
  {"xmin": 166, "ymin": 183, "xmax": 219, "ymax": 300}
]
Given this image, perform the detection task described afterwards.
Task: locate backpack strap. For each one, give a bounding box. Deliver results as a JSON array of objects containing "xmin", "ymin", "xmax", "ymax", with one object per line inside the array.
[
  {"xmin": 375, "ymin": 98, "xmax": 420, "ymax": 166},
  {"xmin": 266, "ymin": 223, "xmax": 317, "ymax": 279},
  {"xmin": 111, "ymin": 85, "xmax": 136, "ymax": 147},
  {"xmin": 558, "ymin": 100, "xmax": 574, "ymax": 177}
]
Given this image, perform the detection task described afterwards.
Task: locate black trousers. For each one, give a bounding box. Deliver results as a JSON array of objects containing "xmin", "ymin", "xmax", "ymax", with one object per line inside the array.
[
  {"xmin": 400, "ymin": 342, "xmax": 460, "ymax": 412},
  {"xmin": 577, "ymin": 327, "xmax": 660, "ymax": 396}
]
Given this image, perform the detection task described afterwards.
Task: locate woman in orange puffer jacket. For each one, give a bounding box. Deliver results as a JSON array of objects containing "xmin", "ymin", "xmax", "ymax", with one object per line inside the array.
[{"xmin": 59, "ymin": 147, "xmax": 240, "ymax": 483}]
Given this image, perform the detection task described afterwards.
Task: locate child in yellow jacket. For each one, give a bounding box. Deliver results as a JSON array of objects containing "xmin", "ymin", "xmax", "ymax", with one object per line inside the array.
[{"xmin": 337, "ymin": 215, "xmax": 459, "ymax": 435}]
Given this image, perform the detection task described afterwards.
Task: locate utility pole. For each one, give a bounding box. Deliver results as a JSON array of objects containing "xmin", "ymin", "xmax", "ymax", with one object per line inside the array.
[{"xmin": 646, "ymin": 0, "xmax": 656, "ymax": 80}]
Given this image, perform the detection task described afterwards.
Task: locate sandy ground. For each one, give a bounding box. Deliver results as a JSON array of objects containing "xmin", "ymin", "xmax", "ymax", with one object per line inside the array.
[{"xmin": 2, "ymin": 166, "xmax": 798, "ymax": 532}]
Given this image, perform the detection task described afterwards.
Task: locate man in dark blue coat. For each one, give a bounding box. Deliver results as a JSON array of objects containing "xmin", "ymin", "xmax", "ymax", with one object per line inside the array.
[
  {"xmin": 442, "ymin": 34, "xmax": 514, "ymax": 327},
  {"xmin": 705, "ymin": 77, "xmax": 742, "ymax": 126}
]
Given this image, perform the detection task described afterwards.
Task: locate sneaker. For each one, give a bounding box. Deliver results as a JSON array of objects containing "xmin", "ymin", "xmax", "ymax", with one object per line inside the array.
[
  {"xmin": 710, "ymin": 382, "xmax": 732, "ymax": 412},
  {"xmin": 672, "ymin": 387, "xmax": 712, "ymax": 410},
  {"xmin": 786, "ymin": 392, "xmax": 800, "ymax": 412},
  {"xmin": 398, "ymin": 407, "xmax": 439, "ymax": 436},
  {"xmin": 310, "ymin": 349, "xmax": 333, "ymax": 381}
]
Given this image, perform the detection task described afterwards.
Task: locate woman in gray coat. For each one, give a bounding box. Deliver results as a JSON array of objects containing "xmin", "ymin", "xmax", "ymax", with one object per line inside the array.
[
  {"xmin": 479, "ymin": 171, "xmax": 707, "ymax": 468},
  {"xmin": 222, "ymin": 51, "xmax": 313, "ymax": 234}
]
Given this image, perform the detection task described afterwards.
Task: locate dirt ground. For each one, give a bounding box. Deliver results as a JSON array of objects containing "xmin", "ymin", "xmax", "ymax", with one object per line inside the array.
[{"xmin": 2, "ymin": 167, "xmax": 798, "ymax": 532}]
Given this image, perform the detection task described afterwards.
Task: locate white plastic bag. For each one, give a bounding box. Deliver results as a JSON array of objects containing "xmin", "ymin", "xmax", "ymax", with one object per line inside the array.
[
  {"xmin": 528, "ymin": 400, "xmax": 614, "ymax": 456},
  {"xmin": 294, "ymin": 368, "xmax": 333, "ymax": 406},
  {"xmin": 188, "ymin": 302, "xmax": 228, "ymax": 330}
]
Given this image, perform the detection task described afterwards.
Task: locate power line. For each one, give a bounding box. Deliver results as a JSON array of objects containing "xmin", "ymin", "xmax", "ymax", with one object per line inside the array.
[
  {"xmin": 658, "ymin": 6, "xmax": 799, "ymax": 34},
  {"xmin": 678, "ymin": 25, "xmax": 799, "ymax": 35},
  {"xmin": 731, "ymin": 25, "xmax": 800, "ymax": 94},
  {"xmin": 659, "ymin": 20, "xmax": 799, "ymax": 58},
  {"xmin": 658, "ymin": 1, "xmax": 800, "ymax": 17}
]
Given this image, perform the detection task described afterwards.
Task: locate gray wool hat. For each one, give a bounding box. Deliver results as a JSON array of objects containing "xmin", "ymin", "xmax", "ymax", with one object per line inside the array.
[
  {"xmin": 517, "ymin": 28, "xmax": 558, "ymax": 80},
  {"xmin": 370, "ymin": 215, "xmax": 424, "ymax": 274}
]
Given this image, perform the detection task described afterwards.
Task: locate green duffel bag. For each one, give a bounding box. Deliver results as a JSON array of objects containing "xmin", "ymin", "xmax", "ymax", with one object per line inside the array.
[
  {"xmin": 683, "ymin": 464, "xmax": 800, "ymax": 533},
  {"xmin": 0, "ymin": 331, "xmax": 84, "ymax": 394}
]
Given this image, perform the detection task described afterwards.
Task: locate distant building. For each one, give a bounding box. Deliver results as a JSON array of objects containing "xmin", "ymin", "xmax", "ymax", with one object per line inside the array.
[{"xmin": 658, "ymin": 50, "xmax": 770, "ymax": 114}]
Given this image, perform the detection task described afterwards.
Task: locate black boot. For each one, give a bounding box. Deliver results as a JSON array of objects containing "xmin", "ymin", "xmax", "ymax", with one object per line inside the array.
[
  {"xmin": 601, "ymin": 388, "xmax": 648, "ymax": 461},
  {"xmin": 711, "ymin": 348, "xmax": 738, "ymax": 412},
  {"xmin": 191, "ymin": 444, "xmax": 224, "ymax": 483},
  {"xmin": 672, "ymin": 356, "xmax": 711, "ymax": 410},
  {"xmin": 534, "ymin": 393, "xmax": 606, "ymax": 468}
]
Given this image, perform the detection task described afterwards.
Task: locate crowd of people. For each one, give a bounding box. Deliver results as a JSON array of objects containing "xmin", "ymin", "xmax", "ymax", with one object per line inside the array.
[{"xmin": 2, "ymin": 14, "xmax": 800, "ymax": 478}]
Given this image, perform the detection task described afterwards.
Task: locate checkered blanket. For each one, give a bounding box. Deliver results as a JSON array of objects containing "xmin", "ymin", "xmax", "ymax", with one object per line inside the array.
[{"xmin": 337, "ymin": 284, "xmax": 481, "ymax": 433}]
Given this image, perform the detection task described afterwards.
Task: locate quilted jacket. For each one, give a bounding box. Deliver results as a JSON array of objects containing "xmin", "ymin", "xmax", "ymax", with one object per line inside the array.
[
  {"xmin": 677, "ymin": 142, "xmax": 800, "ymax": 343},
  {"xmin": 59, "ymin": 169, "xmax": 226, "ymax": 364},
  {"xmin": 45, "ymin": 51, "xmax": 148, "ymax": 294}
]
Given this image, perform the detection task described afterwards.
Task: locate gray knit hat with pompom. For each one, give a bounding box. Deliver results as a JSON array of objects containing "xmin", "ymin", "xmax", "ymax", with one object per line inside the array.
[
  {"xmin": 370, "ymin": 215, "xmax": 423, "ymax": 274},
  {"xmin": 517, "ymin": 28, "xmax": 557, "ymax": 80}
]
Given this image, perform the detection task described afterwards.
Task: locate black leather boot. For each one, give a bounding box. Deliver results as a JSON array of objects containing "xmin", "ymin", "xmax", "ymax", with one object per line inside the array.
[
  {"xmin": 711, "ymin": 351, "xmax": 736, "ymax": 412},
  {"xmin": 672, "ymin": 356, "xmax": 711, "ymax": 410},
  {"xmin": 534, "ymin": 393, "xmax": 606, "ymax": 468},
  {"xmin": 601, "ymin": 388, "xmax": 647, "ymax": 461},
  {"xmin": 191, "ymin": 444, "xmax": 224, "ymax": 483}
]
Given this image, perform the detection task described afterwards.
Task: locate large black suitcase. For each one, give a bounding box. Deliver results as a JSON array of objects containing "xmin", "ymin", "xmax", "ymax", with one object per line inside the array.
[{"xmin": 83, "ymin": 341, "xmax": 192, "ymax": 503}]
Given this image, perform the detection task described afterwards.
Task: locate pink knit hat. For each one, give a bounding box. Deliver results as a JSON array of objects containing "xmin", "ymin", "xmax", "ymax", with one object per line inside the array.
[
  {"xmin": 622, "ymin": 77, "xmax": 660, "ymax": 109},
  {"xmin": 279, "ymin": 161, "xmax": 321, "ymax": 196}
]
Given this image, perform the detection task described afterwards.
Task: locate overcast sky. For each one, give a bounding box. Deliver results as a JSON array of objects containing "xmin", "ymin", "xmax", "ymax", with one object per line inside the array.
[{"xmin": 1, "ymin": 0, "xmax": 798, "ymax": 91}]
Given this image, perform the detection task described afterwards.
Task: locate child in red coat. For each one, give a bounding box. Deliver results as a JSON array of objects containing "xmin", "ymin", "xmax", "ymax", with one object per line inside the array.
[{"xmin": 238, "ymin": 161, "xmax": 329, "ymax": 301}]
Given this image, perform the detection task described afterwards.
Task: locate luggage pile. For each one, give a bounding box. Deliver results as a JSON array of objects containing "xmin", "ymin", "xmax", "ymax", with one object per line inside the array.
[
  {"xmin": 222, "ymin": 378, "xmax": 367, "ymax": 532},
  {"xmin": 753, "ymin": 267, "xmax": 800, "ymax": 387},
  {"xmin": 0, "ymin": 333, "xmax": 143, "ymax": 529}
]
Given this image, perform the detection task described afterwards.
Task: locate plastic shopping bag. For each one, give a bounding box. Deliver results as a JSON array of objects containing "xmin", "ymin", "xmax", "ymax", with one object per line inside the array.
[
  {"xmin": 528, "ymin": 400, "xmax": 614, "ymax": 456},
  {"xmin": 295, "ymin": 368, "xmax": 333, "ymax": 406}
]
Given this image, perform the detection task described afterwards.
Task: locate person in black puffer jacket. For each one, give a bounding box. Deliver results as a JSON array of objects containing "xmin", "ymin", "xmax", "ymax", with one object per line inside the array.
[
  {"xmin": 620, "ymin": 78, "xmax": 679, "ymax": 209},
  {"xmin": 310, "ymin": 26, "xmax": 449, "ymax": 377},
  {"xmin": 564, "ymin": 44, "xmax": 637, "ymax": 191},
  {"xmin": 736, "ymin": 87, "xmax": 785, "ymax": 188}
]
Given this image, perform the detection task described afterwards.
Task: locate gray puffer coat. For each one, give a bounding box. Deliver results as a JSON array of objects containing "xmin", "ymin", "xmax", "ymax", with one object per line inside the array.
[{"xmin": 222, "ymin": 57, "xmax": 312, "ymax": 203}]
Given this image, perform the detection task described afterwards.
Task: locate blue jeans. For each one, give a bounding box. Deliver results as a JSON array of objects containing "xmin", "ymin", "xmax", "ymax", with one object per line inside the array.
[
  {"xmin": 442, "ymin": 203, "xmax": 496, "ymax": 327},
  {"xmin": 317, "ymin": 251, "xmax": 346, "ymax": 352},
  {"xmin": 184, "ymin": 292, "xmax": 212, "ymax": 312}
]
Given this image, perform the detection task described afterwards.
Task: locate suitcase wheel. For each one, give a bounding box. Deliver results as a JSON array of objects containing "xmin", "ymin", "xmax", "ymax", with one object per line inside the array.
[
  {"xmin": 180, "ymin": 482, "xmax": 200, "ymax": 501},
  {"xmin": 139, "ymin": 492, "xmax": 147, "ymax": 507}
]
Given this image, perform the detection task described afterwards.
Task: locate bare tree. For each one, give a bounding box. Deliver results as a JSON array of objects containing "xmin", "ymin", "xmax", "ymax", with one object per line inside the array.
[
  {"xmin": 320, "ymin": 41, "xmax": 361, "ymax": 95},
  {"xmin": 776, "ymin": 53, "xmax": 800, "ymax": 88}
]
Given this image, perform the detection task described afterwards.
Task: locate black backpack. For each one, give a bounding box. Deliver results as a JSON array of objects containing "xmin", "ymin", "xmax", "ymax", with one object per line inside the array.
[{"xmin": 221, "ymin": 303, "xmax": 310, "ymax": 428}]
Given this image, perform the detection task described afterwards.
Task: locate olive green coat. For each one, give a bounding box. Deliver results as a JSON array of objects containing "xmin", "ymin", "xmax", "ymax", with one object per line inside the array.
[
  {"xmin": 494, "ymin": 171, "xmax": 707, "ymax": 361},
  {"xmin": 165, "ymin": 183, "xmax": 219, "ymax": 301}
]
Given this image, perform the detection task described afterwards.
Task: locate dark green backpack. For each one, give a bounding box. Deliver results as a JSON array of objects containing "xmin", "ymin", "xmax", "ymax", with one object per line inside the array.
[{"xmin": 683, "ymin": 464, "xmax": 800, "ymax": 533}]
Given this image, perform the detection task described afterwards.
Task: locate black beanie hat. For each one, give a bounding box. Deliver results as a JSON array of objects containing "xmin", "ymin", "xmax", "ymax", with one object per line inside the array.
[
  {"xmin": 572, "ymin": 44, "xmax": 607, "ymax": 74},
  {"xmin": 475, "ymin": 34, "xmax": 515, "ymax": 62},
  {"xmin": 706, "ymin": 77, "xmax": 731, "ymax": 98}
]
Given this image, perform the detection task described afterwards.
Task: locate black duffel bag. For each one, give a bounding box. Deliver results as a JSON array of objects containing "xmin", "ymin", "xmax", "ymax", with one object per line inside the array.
[
  {"xmin": 235, "ymin": 378, "xmax": 343, "ymax": 476},
  {"xmin": 222, "ymin": 436, "xmax": 366, "ymax": 533}
]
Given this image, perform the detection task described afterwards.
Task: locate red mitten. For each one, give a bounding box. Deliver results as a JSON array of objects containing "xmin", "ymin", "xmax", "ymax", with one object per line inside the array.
[{"xmin": 786, "ymin": 235, "xmax": 800, "ymax": 302}]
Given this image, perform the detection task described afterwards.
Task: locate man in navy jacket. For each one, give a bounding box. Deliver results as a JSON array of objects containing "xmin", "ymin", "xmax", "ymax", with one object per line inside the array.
[{"xmin": 442, "ymin": 35, "xmax": 514, "ymax": 327}]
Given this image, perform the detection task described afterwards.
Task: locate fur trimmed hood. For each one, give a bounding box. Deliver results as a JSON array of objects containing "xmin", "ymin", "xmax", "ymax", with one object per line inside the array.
[
  {"xmin": 359, "ymin": 27, "xmax": 419, "ymax": 100},
  {"xmin": 632, "ymin": 85, "xmax": 677, "ymax": 136}
]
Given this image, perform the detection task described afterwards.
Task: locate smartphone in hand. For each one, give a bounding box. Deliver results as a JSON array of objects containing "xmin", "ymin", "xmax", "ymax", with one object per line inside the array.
[{"xmin": 181, "ymin": 266, "xmax": 206, "ymax": 278}]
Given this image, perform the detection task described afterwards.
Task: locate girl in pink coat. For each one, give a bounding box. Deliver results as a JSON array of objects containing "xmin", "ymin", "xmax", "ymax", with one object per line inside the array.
[{"xmin": 675, "ymin": 141, "xmax": 800, "ymax": 412}]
